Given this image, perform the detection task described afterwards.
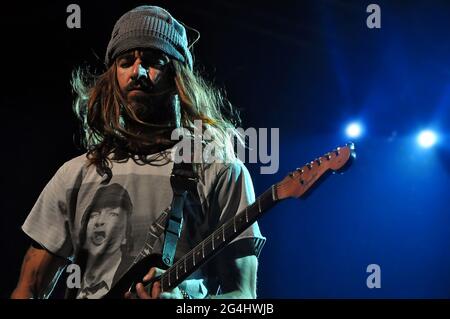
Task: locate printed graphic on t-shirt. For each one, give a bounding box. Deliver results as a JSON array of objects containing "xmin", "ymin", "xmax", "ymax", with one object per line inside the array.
[{"xmin": 76, "ymin": 183, "xmax": 137, "ymax": 298}]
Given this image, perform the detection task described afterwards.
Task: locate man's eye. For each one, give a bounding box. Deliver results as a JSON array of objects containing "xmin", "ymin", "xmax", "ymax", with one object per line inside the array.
[
  {"xmin": 119, "ymin": 60, "xmax": 133, "ymax": 67},
  {"xmin": 155, "ymin": 59, "xmax": 166, "ymax": 65},
  {"xmin": 143, "ymin": 58, "xmax": 167, "ymax": 69},
  {"xmin": 109, "ymin": 212, "xmax": 119, "ymax": 217}
]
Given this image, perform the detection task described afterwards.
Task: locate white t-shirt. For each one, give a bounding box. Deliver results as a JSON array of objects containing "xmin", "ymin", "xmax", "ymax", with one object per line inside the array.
[{"xmin": 22, "ymin": 150, "xmax": 265, "ymax": 298}]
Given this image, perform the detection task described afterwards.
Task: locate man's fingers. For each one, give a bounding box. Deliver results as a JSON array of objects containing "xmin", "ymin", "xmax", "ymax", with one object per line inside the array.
[
  {"xmin": 124, "ymin": 291, "xmax": 132, "ymax": 299},
  {"xmin": 136, "ymin": 267, "xmax": 165, "ymax": 299},
  {"xmin": 143, "ymin": 267, "xmax": 164, "ymax": 282},
  {"xmin": 151, "ymin": 280, "xmax": 161, "ymax": 299},
  {"xmin": 135, "ymin": 283, "xmax": 151, "ymax": 299},
  {"xmin": 143, "ymin": 267, "xmax": 157, "ymax": 282}
]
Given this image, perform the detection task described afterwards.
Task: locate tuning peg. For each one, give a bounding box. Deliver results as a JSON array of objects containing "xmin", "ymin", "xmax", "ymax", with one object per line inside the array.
[
  {"xmin": 325, "ymin": 153, "xmax": 332, "ymax": 160},
  {"xmin": 306, "ymin": 163, "xmax": 313, "ymax": 170},
  {"xmin": 296, "ymin": 168, "xmax": 304, "ymax": 174},
  {"xmin": 334, "ymin": 149, "xmax": 340, "ymax": 156},
  {"xmin": 315, "ymin": 158, "xmax": 322, "ymax": 166}
]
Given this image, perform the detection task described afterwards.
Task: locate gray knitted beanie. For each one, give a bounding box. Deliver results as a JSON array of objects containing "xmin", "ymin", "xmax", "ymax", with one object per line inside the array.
[{"xmin": 105, "ymin": 5, "xmax": 193, "ymax": 69}]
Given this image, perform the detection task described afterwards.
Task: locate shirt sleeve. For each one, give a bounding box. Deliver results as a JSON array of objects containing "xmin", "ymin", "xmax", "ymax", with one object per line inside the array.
[
  {"xmin": 22, "ymin": 162, "xmax": 74, "ymax": 259},
  {"xmin": 210, "ymin": 161, "xmax": 266, "ymax": 258}
]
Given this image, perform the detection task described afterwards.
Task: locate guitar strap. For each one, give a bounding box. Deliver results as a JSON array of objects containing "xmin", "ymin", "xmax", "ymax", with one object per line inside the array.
[{"xmin": 162, "ymin": 161, "xmax": 198, "ymax": 267}]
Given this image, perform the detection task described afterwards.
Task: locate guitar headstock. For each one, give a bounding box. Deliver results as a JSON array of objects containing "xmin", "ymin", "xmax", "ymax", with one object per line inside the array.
[{"xmin": 275, "ymin": 143, "xmax": 355, "ymax": 199}]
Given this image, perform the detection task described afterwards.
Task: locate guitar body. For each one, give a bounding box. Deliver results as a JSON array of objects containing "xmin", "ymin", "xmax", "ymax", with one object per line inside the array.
[{"xmin": 104, "ymin": 253, "xmax": 166, "ymax": 299}]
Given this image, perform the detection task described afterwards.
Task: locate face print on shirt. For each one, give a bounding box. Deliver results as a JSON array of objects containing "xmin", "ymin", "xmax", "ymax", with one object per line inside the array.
[
  {"xmin": 85, "ymin": 206, "xmax": 128, "ymax": 255},
  {"xmin": 81, "ymin": 183, "xmax": 133, "ymax": 257}
]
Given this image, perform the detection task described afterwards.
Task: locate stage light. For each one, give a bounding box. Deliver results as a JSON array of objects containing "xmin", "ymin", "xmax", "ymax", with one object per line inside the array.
[
  {"xmin": 345, "ymin": 122, "xmax": 363, "ymax": 138},
  {"xmin": 417, "ymin": 130, "xmax": 438, "ymax": 148}
]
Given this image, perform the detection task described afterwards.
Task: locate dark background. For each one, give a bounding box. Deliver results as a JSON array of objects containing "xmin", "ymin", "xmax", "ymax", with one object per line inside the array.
[{"xmin": 1, "ymin": 0, "xmax": 449, "ymax": 298}]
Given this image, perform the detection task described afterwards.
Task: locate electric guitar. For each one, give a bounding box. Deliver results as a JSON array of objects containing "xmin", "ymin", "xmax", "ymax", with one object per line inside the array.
[{"xmin": 103, "ymin": 143, "xmax": 356, "ymax": 298}]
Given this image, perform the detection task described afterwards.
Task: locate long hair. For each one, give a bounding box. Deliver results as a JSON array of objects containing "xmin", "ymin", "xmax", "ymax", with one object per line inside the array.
[{"xmin": 72, "ymin": 58, "xmax": 243, "ymax": 173}]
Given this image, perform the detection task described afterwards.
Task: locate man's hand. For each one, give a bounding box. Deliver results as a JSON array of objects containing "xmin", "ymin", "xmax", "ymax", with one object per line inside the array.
[{"xmin": 123, "ymin": 267, "xmax": 184, "ymax": 299}]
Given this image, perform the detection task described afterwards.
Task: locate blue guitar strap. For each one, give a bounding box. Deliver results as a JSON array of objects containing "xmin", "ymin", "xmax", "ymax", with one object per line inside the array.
[{"xmin": 162, "ymin": 161, "xmax": 198, "ymax": 267}]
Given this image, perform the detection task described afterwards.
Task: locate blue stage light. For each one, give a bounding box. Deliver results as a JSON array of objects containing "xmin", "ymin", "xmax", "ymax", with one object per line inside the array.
[
  {"xmin": 345, "ymin": 122, "xmax": 363, "ymax": 138},
  {"xmin": 417, "ymin": 130, "xmax": 438, "ymax": 148}
]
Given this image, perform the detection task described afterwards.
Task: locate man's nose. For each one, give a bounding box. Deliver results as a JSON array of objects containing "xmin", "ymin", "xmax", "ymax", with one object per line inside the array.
[
  {"xmin": 94, "ymin": 212, "xmax": 106, "ymax": 227},
  {"xmin": 131, "ymin": 61, "xmax": 162, "ymax": 85},
  {"xmin": 94, "ymin": 216, "xmax": 105, "ymax": 227},
  {"xmin": 148, "ymin": 67, "xmax": 162, "ymax": 85},
  {"xmin": 131, "ymin": 62, "xmax": 148, "ymax": 81},
  {"xmin": 95, "ymin": 221, "xmax": 104, "ymax": 227}
]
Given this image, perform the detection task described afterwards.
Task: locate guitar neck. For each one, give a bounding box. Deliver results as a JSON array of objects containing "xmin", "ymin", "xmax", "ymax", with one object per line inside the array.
[
  {"xmin": 158, "ymin": 143, "xmax": 354, "ymax": 292},
  {"xmin": 160, "ymin": 185, "xmax": 280, "ymax": 292}
]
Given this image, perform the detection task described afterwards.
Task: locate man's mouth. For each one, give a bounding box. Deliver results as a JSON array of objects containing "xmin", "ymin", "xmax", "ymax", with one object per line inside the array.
[
  {"xmin": 91, "ymin": 231, "xmax": 106, "ymax": 246},
  {"xmin": 128, "ymin": 82, "xmax": 152, "ymax": 92},
  {"xmin": 129, "ymin": 87, "xmax": 147, "ymax": 92},
  {"xmin": 128, "ymin": 88, "xmax": 153, "ymax": 100}
]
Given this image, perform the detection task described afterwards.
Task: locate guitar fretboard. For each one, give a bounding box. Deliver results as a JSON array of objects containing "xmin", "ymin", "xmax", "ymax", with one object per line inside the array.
[{"xmin": 160, "ymin": 185, "xmax": 278, "ymax": 292}]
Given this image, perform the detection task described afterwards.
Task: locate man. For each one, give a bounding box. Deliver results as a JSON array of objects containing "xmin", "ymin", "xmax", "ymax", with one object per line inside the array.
[{"xmin": 11, "ymin": 5, "xmax": 265, "ymax": 299}]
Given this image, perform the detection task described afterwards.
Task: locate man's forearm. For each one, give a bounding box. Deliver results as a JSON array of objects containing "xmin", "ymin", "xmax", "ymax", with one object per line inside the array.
[
  {"xmin": 209, "ymin": 255, "xmax": 258, "ymax": 300},
  {"xmin": 11, "ymin": 246, "xmax": 66, "ymax": 299},
  {"xmin": 11, "ymin": 286, "xmax": 34, "ymax": 299}
]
